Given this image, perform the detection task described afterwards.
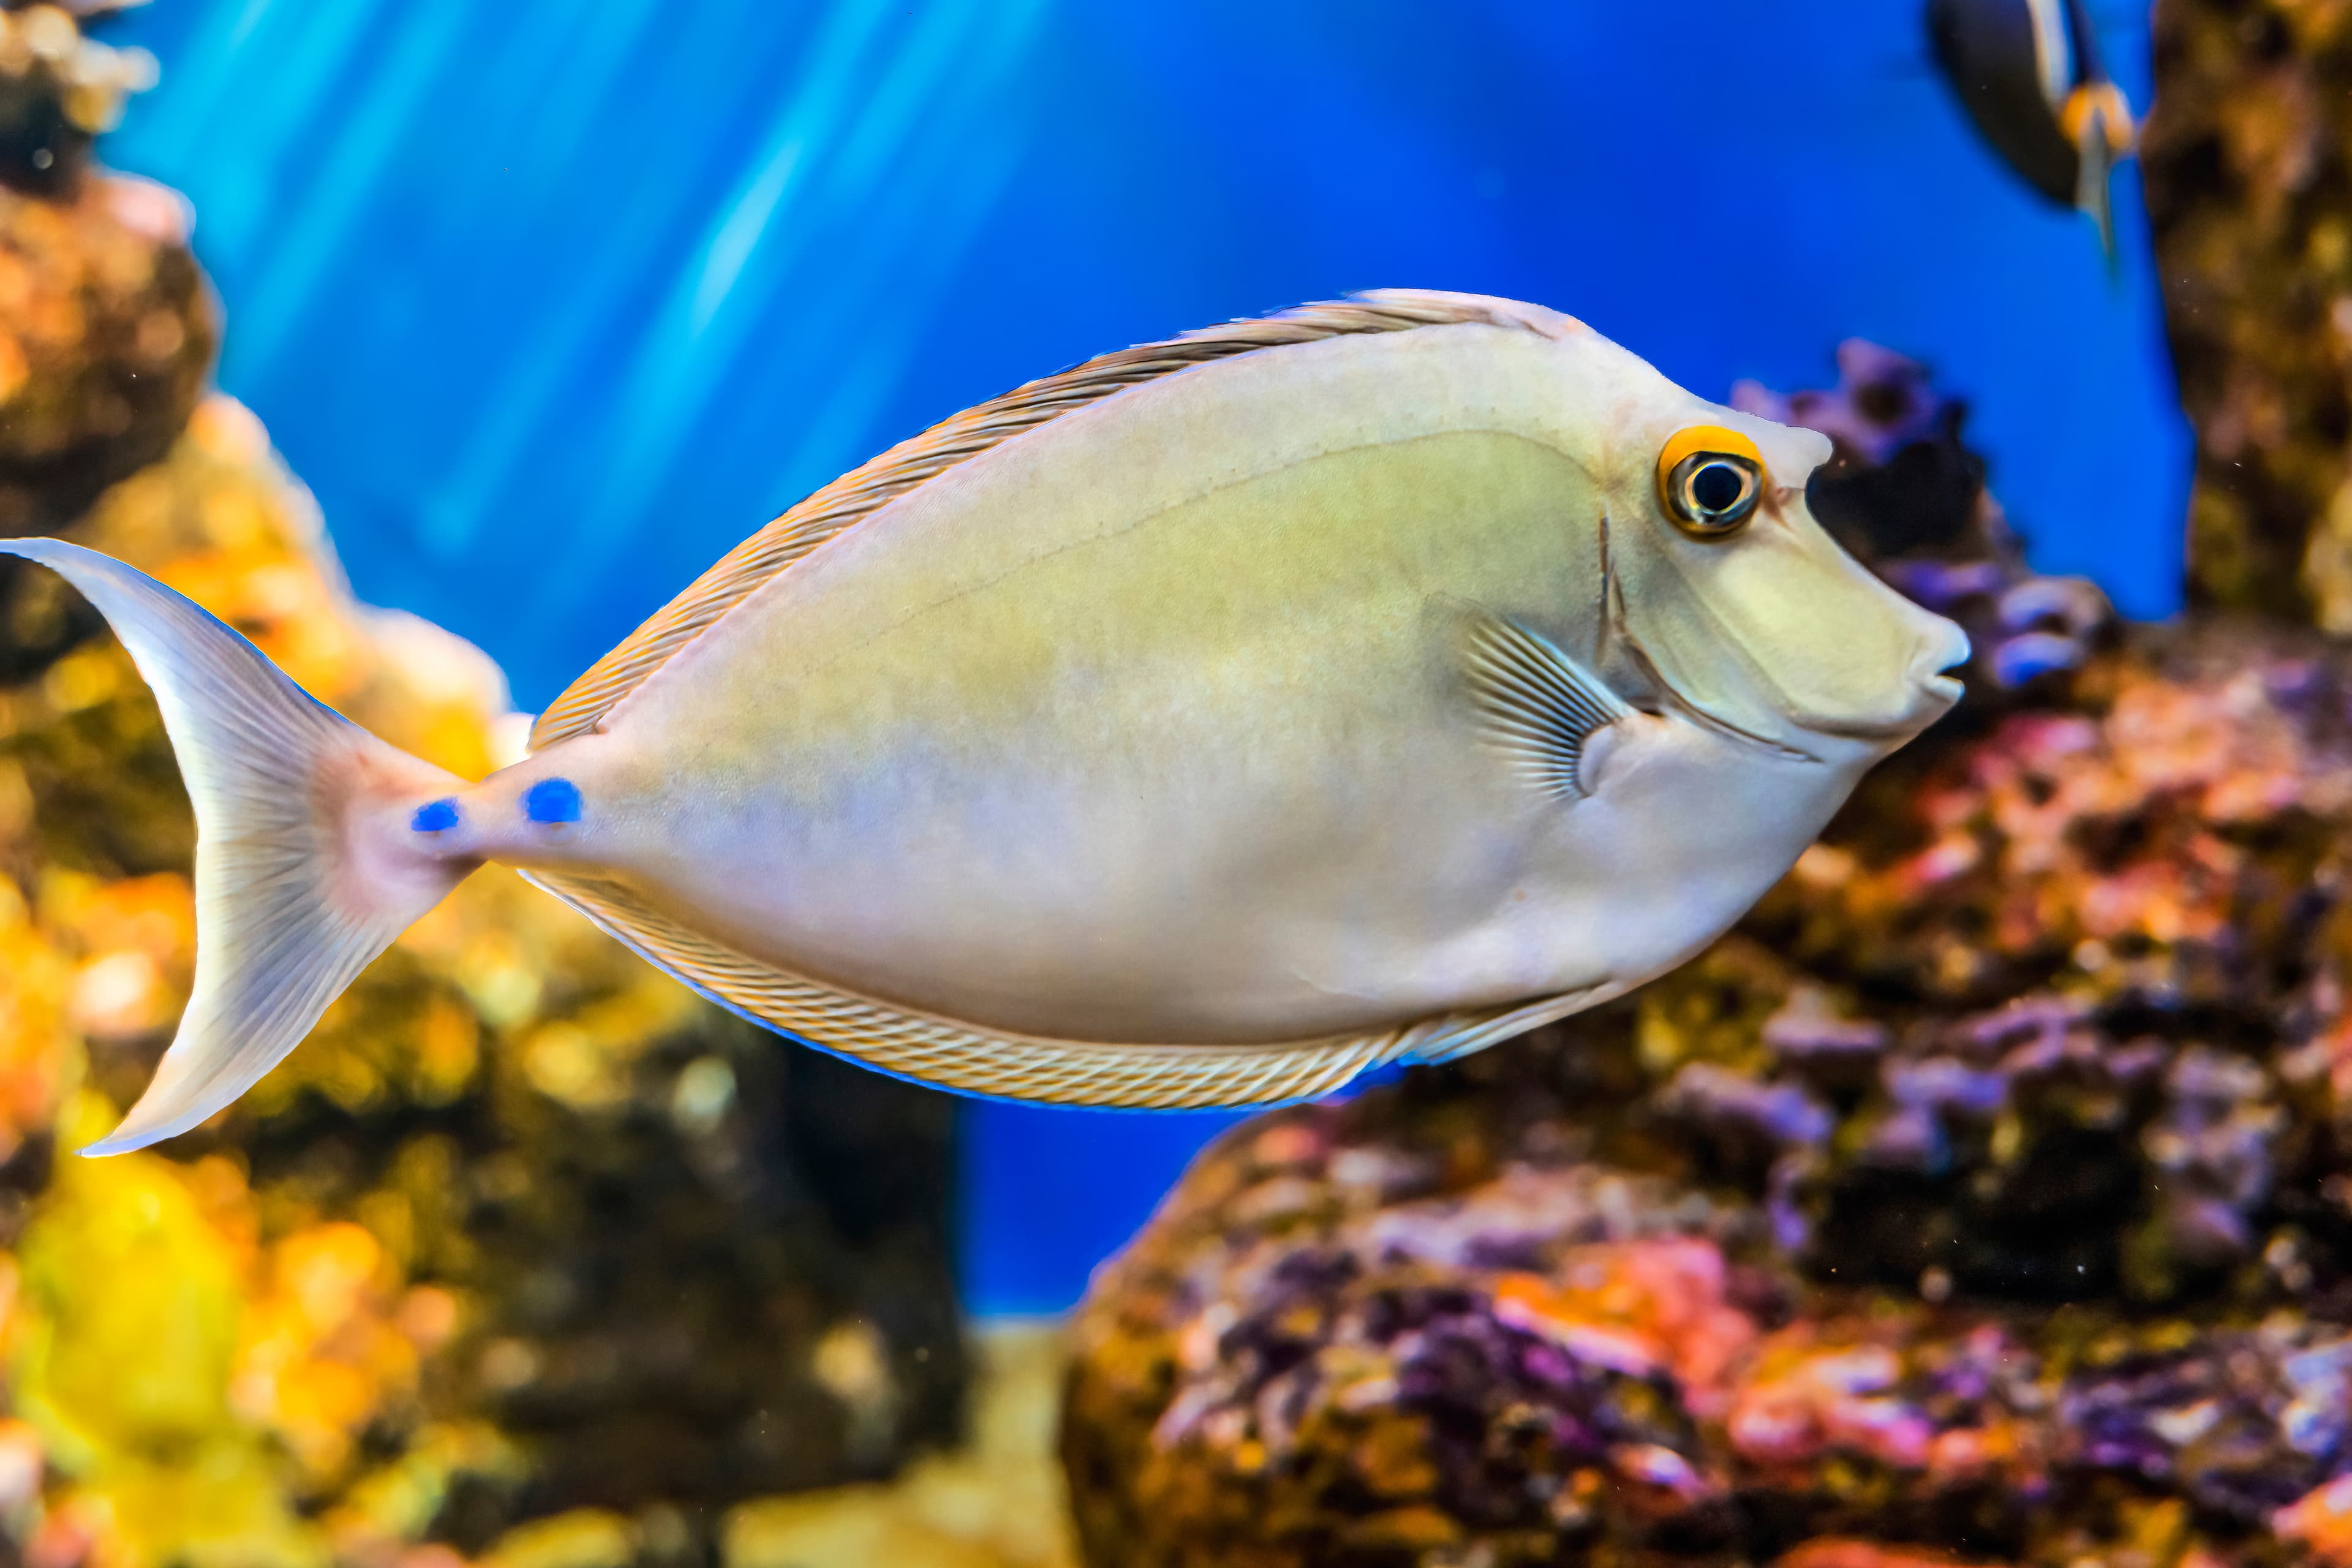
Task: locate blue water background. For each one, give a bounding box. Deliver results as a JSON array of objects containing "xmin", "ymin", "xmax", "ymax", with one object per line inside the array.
[{"xmin": 101, "ymin": 0, "xmax": 2187, "ymax": 1314}]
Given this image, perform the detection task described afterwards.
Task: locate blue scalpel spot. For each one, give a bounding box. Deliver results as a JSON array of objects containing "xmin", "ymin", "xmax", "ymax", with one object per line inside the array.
[
  {"xmin": 411, "ymin": 798, "xmax": 459, "ymax": 833},
  {"xmin": 525, "ymin": 777, "xmax": 582, "ymax": 824}
]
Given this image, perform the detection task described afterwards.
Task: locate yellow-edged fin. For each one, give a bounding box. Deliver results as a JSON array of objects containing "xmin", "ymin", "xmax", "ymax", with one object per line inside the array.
[
  {"xmin": 521, "ymin": 870, "xmax": 1600, "ymax": 1108},
  {"xmin": 528, "ymin": 292, "xmax": 1545, "ymax": 752}
]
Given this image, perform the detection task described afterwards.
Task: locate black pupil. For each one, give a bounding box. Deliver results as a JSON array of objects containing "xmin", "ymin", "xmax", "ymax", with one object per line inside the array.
[{"xmin": 1689, "ymin": 459, "xmax": 1748, "ymax": 516}]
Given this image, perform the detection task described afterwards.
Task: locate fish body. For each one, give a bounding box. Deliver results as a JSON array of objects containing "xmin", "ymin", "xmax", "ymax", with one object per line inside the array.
[
  {"xmin": 1928, "ymin": 0, "xmax": 2136, "ymax": 259},
  {"xmin": 10, "ymin": 292, "xmax": 1967, "ymax": 1154}
]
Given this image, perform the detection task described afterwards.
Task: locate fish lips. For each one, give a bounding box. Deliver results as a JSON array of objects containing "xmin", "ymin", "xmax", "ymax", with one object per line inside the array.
[{"xmin": 1786, "ymin": 625, "xmax": 1973, "ymax": 744}]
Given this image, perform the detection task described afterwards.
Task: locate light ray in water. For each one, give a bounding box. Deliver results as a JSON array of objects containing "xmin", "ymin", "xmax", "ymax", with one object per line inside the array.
[
  {"xmin": 235, "ymin": 0, "xmax": 476, "ymax": 374},
  {"xmin": 527, "ymin": 0, "xmax": 1049, "ymax": 627}
]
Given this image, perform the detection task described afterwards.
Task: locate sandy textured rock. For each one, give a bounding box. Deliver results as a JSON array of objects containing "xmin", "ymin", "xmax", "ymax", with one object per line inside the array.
[{"xmin": 720, "ymin": 1325, "xmax": 1078, "ymax": 1568}]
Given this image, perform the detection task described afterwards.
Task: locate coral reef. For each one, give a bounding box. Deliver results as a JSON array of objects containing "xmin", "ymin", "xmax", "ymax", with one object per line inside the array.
[
  {"xmin": 0, "ymin": 34, "xmax": 972, "ymax": 1555},
  {"xmin": 1061, "ymin": 356, "xmax": 2352, "ymax": 1566},
  {"xmin": 0, "ymin": 3, "xmax": 204, "ymax": 541},
  {"xmin": 1066, "ymin": 1096, "xmax": 2352, "ymax": 1567},
  {"xmin": 0, "ymin": 4, "xmax": 158, "ymax": 197},
  {"xmin": 0, "ymin": 391, "xmax": 970, "ymax": 1568},
  {"xmin": 2141, "ymin": 0, "xmax": 2352, "ymax": 625},
  {"xmin": 0, "ymin": 164, "xmax": 211, "ymax": 542}
]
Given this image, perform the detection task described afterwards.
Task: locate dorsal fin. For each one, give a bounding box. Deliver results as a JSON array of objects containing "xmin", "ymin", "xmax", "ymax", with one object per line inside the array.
[
  {"xmin": 519, "ymin": 869, "xmax": 1601, "ymax": 1108},
  {"xmin": 528, "ymin": 290, "xmax": 1557, "ymax": 751}
]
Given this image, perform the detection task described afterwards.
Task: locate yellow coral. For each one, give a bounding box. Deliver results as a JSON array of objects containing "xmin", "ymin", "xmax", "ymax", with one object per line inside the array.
[
  {"xmin": 0, "ymin": 875, "xmax": 77, "ymax": 1162},
  {"xmin": 6, "ymin": 1097, "xmax": 320, "ymax": 1568},
  {"xmin": 230, "ymin": 1222, "xmax": 420, "ymax": 1485},
  {"xmin": 13, "ymin": 1095, "xmax": 244, "ymax": 1461}
]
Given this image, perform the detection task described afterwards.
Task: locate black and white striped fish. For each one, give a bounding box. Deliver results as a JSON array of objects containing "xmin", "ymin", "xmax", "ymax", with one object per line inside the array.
[{"xmin": 1928, "ymin": 0, "xmax": 2137, "ymax": 260}]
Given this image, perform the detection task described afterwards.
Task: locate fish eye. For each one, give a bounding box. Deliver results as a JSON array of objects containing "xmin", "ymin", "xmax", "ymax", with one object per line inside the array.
[{"xmin": 1656, "ymin": 425, "xmax": 1765, "ymax": 540}]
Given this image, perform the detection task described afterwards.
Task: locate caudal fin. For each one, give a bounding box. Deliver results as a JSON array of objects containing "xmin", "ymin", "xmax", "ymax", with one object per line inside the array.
[{"xmin": 1, "ymin": 539, "xmax": 475, "ymax": 1156}]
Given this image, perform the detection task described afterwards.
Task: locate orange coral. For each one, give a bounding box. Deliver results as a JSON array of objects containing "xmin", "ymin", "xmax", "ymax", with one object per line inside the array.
[
  {"xmin": 2277, "ymin": 1474, "xmax": 2352, "ymax": 1565},
  {"xmin": 1776, "ymin": 1540, "xmax": 2007, "ymax": 1568},
  {"xmin": 1728, "ymin": 1337, "xmax": 1932, "ymax": 1471},
  {"xmin": 0, "ymin": 878, "xmax": 72, "ymax": 1161},
  {"xmin": 1490, "ymin": 1238, "xmax": 1757, "ymax": 1412},
  {"xmin": 230, "ymin": 1222, "xmax": 442, "ymax": 1487}
]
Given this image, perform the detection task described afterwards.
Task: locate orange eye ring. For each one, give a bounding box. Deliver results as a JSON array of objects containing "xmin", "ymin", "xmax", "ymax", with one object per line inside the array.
[{"xmin": 1656, "ymin": 425, "xmax": 1766, "ymax": 539}]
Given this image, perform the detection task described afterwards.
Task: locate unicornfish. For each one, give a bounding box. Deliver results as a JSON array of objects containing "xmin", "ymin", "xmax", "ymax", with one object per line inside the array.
[{"xmin": 9, "ymin": 291, "xmax": 1969, "ymax": 1156}]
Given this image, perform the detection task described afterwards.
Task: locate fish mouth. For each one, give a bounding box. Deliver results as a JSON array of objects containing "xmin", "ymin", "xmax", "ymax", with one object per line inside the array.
[
  {"xmin": 1796, "ymin": 690, "xmax": 1955, "ymax": 740},
  {"xmin": 1790, "ymin": 636, "xmax": 1970, "ymax": 741}
]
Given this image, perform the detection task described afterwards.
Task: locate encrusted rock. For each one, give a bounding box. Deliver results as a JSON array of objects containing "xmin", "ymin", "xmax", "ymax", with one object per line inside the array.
[
  {"xmin": 0, "ymin": 4, "xmax": 157, "ymax": 195},
  {"xmin": 1065, "ymin": 1060, "xmax": 2352, "ymax": 1567},
  {"xmin": 2141, "ymin": 0, "xmax": 2352, "ymax": 627},
  {"xmin": 0, "ymin": 171, "xmax": 211, "ymax": 541},
  {"xmin": 0, "ymin": 0, "xmax": 202, "ymax": 543}
]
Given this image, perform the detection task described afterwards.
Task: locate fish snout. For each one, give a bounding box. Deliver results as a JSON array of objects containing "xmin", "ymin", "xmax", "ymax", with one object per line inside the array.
[
  {"xmin": 1912, "ymin": 614, "xmax": 1972, "ymax": 711},
  {"xmin": 1790, "ymin": 612, "xmax": 1970, "ymax": 744}
]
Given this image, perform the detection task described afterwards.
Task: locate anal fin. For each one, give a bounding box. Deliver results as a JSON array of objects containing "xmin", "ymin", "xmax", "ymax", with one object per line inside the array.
[
  {"xmin": 521, "ymin": 870, "xmax": 1599, "ymax": 1109},
  {"xmin": 1442, "ymin": 598, "xmax": 1634, "ymax": 800}
]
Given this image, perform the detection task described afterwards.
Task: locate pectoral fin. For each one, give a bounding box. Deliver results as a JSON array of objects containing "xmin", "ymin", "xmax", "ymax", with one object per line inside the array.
[{"xmin": 1441, "ymin": 598, "xmax": 1633, "ymax": 800}]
